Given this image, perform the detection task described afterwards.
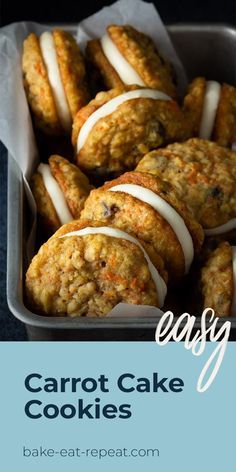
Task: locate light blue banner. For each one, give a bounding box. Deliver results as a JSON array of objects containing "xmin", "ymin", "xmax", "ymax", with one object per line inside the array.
[{"xmin": 0, "ymin": 341, "xmax": 235, "ymax": 471}]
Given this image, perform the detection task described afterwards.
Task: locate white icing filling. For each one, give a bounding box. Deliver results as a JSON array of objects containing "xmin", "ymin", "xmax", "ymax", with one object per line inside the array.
[
  {"xmin": 232, "ymin": 143, "xmax": 236, "ymax": 151},
  {"xmin": 39, "ymin": 32, "xmax": 72, "ymax": 132},
  {"xmin": 38, "ymin": 163, "xmax": 73, "ymax": 225},
  {"xmin": 199, "ymin": 81, "xmax": 221, "ymax": 139},
  {"xmin": 204, "ymin": 219, "xmax": 236, "ymax": 236},
  {"xmin": 60, "ymin": 226, "xmax": 167, "ymax": 307},
  {"xmin": 231, "ymin": 246, "xmax": 236, "ymax": 316},
  {"xmin": 110, "ymin": 184, "xmax": 194, "ymax": 274},
  {"xmin": 77, "ymin": 88, "xmax": 171, "ymax": 152},
  {"xmin": 100, "ymin": 33, "xmax": 145, "ymax": 87}
]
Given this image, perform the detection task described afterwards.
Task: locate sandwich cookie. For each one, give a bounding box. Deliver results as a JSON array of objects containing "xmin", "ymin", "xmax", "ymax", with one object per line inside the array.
[
  {"xmin": 136, "ymin": 138, "xmax": 236, "ymax": 238},
  {"xmin": 22, "ymin": 29, "xmax": 88, "ymax": 135},
  {"xmin": 31, "ymin": 155, "xmax": 92, "ymax": 234},
  {"xmin": 86, "ymin": 24, "xmax": 177, "ymax": 98},
  {"xmin": 25, "ymin": 220, "xmax": 167, "ymax": 317},
  {"xmin": 183, "ymin": 77, "xmax": 236, "ymax": 147},
  {"xmin": 72, "ymin": 86, "xmax": 189, "ymax": 175},
  {"xmin": 81, "ymin": 171, "xmax": 204, "ymax": 282}
]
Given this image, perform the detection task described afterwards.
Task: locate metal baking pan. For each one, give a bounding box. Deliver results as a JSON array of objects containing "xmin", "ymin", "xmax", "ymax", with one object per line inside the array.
[{"xmin": 7, "ymin": 24, "xmax": 236, "ymax": 341}]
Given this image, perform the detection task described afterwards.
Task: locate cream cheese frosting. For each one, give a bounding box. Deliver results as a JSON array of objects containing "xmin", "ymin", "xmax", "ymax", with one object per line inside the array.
[
  {"xmin": 204, "ymin": 219, "xmax": 236, "ymax": 236},
  {"xmin": 110, "ymin": 184, "xmax": 194, "ymax": 274},
  {"xmin": 38, "ymin": 163, "xmax": 73, "ymax": 225},
  {"xmin": 199, "ymin": 81, "xmax": 221, "ymax": 140},
  {"xmin": 61, "ymin": 226, "xmax": 167, "ymax": 307},
  {"xmin": 40, "ymin": 32, "xmax": 72, "ymax": 132},
  {"xmin": 77, "ymin": 88, "xmax": 171, "ymax": 152},
  {"xmin": 100, "ymin": 33, "xmax": 145, "ymax": 86}
]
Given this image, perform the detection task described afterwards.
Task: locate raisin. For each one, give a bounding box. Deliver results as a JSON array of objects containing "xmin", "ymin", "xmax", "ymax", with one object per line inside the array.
[
  {"xmin": 102, "ymin": 202, "xmax": 119, "ymax": 218},
  {"xmin": 209, "ymin": 187, "xmax": 222, "ymax": 198}
]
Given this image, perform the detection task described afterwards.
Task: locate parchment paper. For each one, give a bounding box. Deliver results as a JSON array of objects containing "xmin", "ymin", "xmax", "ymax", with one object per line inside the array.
[
  {"xmin": 0, "ymin": 21, "xmax": 50, "ymax": 178},
  {"xmin": 0, "ymin": 0, "xmax": 188, "ymax": 318},
  {"xmin": 107, "ymin": 303, "xmax": 164, "ymax": 318}
]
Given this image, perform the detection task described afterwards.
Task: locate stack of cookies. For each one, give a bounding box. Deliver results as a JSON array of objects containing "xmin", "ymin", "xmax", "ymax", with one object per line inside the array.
[{"xmin": 23, "ymin": 25, "xmax": 236, "ymax": 318}]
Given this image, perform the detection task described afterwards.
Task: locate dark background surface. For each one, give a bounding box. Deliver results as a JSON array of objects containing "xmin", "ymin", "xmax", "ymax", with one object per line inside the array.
[
  {"xmin": 1, "ymin": 0, "xmax": 236, "ymax": 27},
  {"xmin": 0, "ymin": 0, "xmax": 235, "ymax": 341}
]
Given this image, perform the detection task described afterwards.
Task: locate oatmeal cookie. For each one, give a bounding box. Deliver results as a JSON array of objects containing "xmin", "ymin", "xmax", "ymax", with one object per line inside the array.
[
  {"xmin": 72, "ymin": 85, "xmax": 189, "ymax": 176},
  {"xmin": 201, "ymin": 241, "xmax": 236, "ymax": 317},
  {"xmin": 183, "ymin": 77, "xmax": 236, "ymax": 147},
  {"xmin": 86, "ymin": 24, "xmax": 177, "ymax": 98},
  {"xmin": 136, "ymin": 138, "xmax": 236, "ymax": 235},
  {"xmin": 22, "ymin": 29, "xmax": 88, "ymax": 135},
  {"xmin": 31, "ymin": 155, "xmax": 92, "ymax": 234},
  {"xmin": 26, "ymin": 219, "xmax": 167, "ymax": 316},
  {"xmin": 81, "ymin": 171, "xmax": 204, "ymax": 282}
]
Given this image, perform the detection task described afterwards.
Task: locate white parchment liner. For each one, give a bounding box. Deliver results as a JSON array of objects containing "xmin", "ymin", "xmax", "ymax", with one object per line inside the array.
[{"xmin": 0, "ymin": 0, "xmax": 187, "ymax": 318}]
